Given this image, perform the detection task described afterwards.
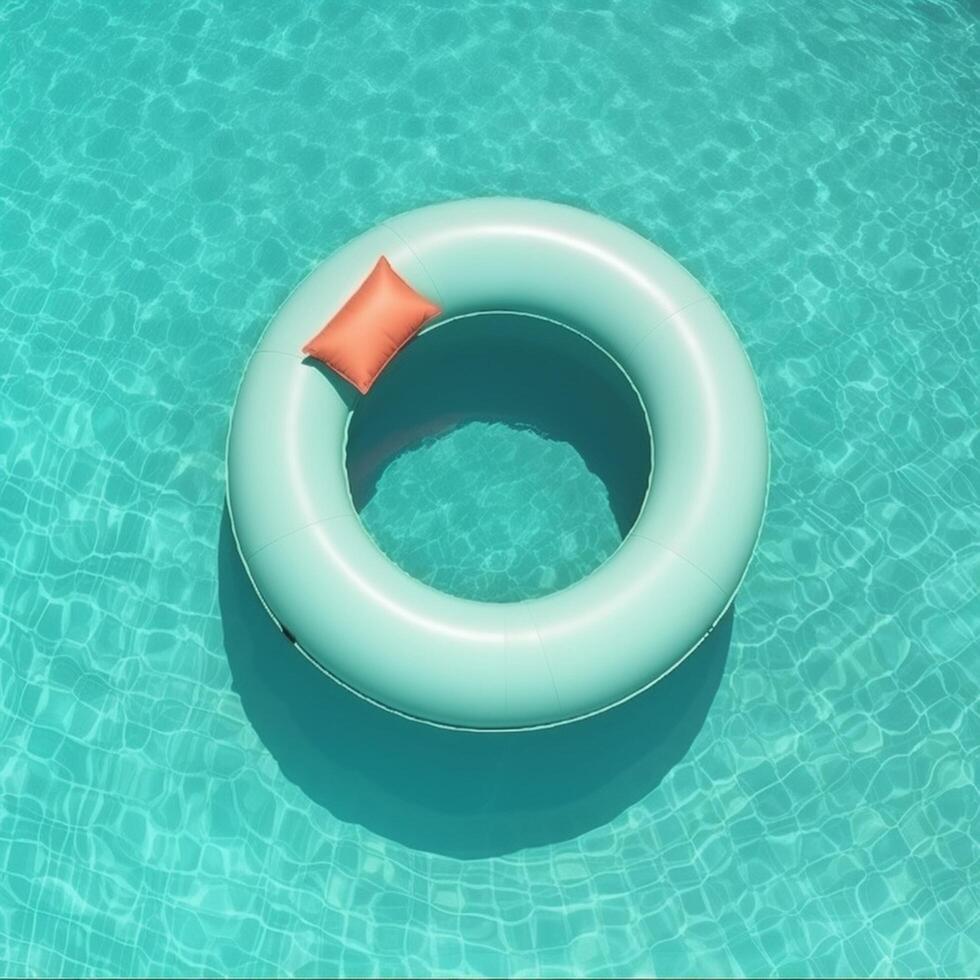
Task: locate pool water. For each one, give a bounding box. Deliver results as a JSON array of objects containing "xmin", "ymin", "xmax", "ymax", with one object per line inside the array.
[
  {"xmin": 2, "ymin": 0, "xmax": 978, "ymax": 976},
  {"xmin": 348, "ymin": 311, "xmax": 652, "ymax": 604},
  {"xmin": 360, "ymin": 421, "xmax": 623, "ymax": 602}
]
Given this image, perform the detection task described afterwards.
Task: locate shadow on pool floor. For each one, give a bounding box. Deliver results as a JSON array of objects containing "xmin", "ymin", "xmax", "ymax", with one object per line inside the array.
[{"xmin": 217, "ymin": 508, "xmax": 732, "ymax": 859}]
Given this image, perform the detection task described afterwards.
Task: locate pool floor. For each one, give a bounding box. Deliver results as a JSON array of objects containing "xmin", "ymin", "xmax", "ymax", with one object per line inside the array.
[{"xmin": 1, "ymin": 0, "xmax": 978, "ymax": 976}]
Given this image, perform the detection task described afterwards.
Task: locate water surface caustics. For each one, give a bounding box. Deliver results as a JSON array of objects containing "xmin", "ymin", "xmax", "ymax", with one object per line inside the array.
[{"xmin": 1, "ymin": 0, "xmax": 977, "ymax": 975}]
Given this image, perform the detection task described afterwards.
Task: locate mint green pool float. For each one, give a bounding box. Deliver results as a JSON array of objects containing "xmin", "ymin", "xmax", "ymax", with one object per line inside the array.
[{"xmin": 227, "ymin": 198, "xmax": 768, "ymax": 730}]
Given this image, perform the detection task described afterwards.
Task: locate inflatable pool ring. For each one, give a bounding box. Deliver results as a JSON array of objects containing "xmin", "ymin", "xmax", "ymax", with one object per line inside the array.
[{"xmin": 227, "ymin": 198, "xmax": 768, "ymax": 730}]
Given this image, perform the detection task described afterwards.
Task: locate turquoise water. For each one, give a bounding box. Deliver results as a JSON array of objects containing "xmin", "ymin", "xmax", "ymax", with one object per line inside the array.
[
  {"xmin": 360, "ymin": 421, "xmax": 623, "ymax": 602},
  {"xmin": 2, "ymin": 0, "xmax": 978, "ymax": 975}
]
